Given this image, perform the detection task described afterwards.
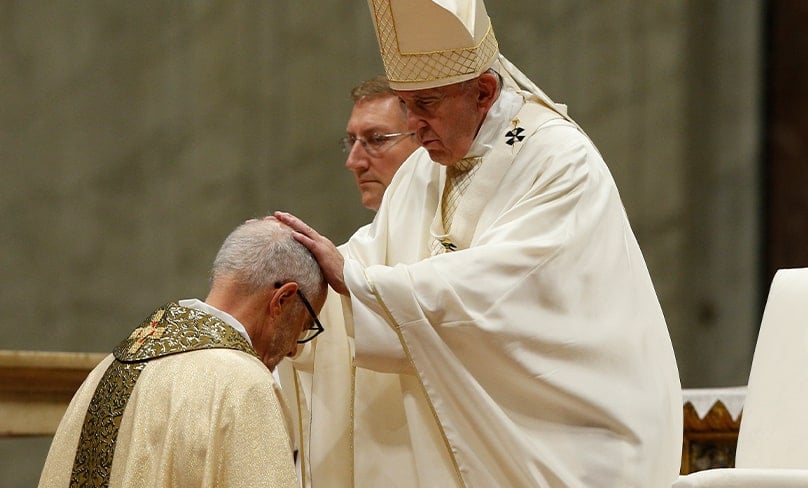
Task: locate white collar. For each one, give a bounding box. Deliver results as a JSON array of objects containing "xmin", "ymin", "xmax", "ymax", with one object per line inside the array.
[{"xmin": 465, "ymin": 88, "xmax": 524, "ymax": 159}]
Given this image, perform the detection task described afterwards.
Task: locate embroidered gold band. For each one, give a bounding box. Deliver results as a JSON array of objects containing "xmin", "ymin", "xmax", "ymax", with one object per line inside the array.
[
  {"xmin": 70, "ymin": 360, "xmax": 145, "ymax": 487},
  {"xmin": 69, "ymin": 303, "xmax": 258, "ymax": 486}
]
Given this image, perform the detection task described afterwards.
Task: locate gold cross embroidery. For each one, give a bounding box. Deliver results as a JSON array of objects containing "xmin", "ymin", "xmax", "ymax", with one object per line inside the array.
[{"xmin": 127, "ymin": 309, "xmax": 166, "ymax": 354}]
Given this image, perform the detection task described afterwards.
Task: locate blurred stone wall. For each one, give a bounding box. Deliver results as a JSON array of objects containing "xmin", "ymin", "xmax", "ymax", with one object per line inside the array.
[
  {"xmin": 0, "ymin": 1, "xmax": 761, "ymax": 484},
  {"xmin": 472, "ymin": 0, "xmax": 763, "ymax": 389}
]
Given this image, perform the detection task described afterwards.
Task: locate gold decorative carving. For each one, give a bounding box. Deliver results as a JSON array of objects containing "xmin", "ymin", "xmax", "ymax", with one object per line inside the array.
[{"xmin": 681, "ymin": 401, "xmax": 742, "ymax": 474}]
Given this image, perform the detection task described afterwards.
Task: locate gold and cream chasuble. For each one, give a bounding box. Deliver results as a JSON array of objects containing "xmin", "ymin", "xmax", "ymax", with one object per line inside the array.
[{"xmin": 39, "ymin": 303, "xmax": 298, "ymax": 488}]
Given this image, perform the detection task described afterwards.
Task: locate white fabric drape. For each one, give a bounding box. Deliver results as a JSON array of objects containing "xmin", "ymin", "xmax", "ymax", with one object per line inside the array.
[{"xmin": 292, "ymin": 84, "xmax": 682, "ymax": 487}]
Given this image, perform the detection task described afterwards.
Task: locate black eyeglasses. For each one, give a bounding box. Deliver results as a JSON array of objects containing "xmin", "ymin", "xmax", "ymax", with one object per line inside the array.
[
  {"xmin": 295, "ymin": 289, "xmax": 324, "ymax": 344},
  {"xmin": 275, "ymin": 281, "xmax": 324, "ymax": 343},
  {"xmin": 339, "ymin": 131, "xmax": 415, "ymax": 157}
]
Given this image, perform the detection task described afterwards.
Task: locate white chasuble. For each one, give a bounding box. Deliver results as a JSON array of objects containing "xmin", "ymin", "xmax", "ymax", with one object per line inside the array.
[{"xmin": 293, "ymin": 86, "xmax": 682, "ymax": 487}]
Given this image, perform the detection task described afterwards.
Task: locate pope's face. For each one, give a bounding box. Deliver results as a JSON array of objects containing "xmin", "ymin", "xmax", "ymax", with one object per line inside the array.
[
  {"xmin": 396, "ymin": 80, "xmax": 488, "ymax": 166},
  {"xmin": 344, "ymin": 96, "xmax": 419, "ymax": 211}
]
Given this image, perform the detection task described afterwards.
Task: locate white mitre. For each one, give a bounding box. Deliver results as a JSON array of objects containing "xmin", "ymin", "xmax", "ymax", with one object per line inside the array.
[{"xmin": 366, "ymin": 0, "xmax": 500, "ymax": 90}]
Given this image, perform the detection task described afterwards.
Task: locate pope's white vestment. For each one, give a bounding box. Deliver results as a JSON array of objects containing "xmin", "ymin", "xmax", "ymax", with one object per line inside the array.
[
  {"xmin": 289, "ymin": 80, "xmax": 682, "ymax": 488},
  {"xmin": 39, "ymin": 303, "xmax": 298, "ymax": 488}
]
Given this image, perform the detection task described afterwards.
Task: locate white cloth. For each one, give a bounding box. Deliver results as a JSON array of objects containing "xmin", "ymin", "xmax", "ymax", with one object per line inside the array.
[
  {"xmin": 295, "ymin": 85, "xmax": 682, "ymax": 487},
  {"xmin": 279, "ymin": 287, "xmax": 354, "ymax": 488},
  {"xmin": 39, "ymin": 332, "xmax": 297, "ymax": 487},
  {"xmin": 675, "ymin": 268, "xmax": 808, "ymax": 487},
  {"xmin": 672, "ymin": 468, "xmax": 808, "ymax": 487},
  {"xmin": 683, "ymin": 386, "xmax": 747, "ymax": 421}
]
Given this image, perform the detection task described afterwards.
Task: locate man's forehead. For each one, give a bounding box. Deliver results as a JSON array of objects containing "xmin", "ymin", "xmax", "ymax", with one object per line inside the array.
[
  {"xmin": 354, "ymin": 94, "xmax": 400, "ymax": 110},
  {"xmin": 347, "ymin": 99, "xmax": 406, "ymax": 131}
]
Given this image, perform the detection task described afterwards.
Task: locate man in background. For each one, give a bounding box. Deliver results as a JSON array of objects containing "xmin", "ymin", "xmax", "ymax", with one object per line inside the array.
[
  {"xmin": 341, "ymin": 75, "xmax": 420, "ymax": 211},
  {"xmin": 39, "ymin": 218, "xmax": 326, "ymax": 488}
]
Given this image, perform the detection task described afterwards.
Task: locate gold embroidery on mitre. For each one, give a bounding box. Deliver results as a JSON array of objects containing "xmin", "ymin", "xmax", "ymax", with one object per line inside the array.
[{"xmin": 370, "ymin": 0, "xmax": 499, "ymax": 86}]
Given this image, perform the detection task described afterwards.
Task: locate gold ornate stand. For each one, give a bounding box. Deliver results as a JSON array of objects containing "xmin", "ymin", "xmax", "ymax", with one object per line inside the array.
[{"xmin": 681, "ymin": 387, "xmax": 746, "ymax": 474}]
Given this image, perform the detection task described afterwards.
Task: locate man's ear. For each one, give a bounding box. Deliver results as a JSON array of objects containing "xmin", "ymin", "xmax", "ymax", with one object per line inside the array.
[
  {"xmin": 476, "ymin": 72, "xmax": 499, "ymax": 109},
  {"xmin": 268, "ymin": 281, "xmax": 298, "ymax": 317}
]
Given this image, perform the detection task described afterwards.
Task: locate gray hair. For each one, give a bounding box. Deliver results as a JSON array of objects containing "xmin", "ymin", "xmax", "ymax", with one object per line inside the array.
[{"xmin": 211, "ymin": 219, "xmax": 324, "ymax": 299}]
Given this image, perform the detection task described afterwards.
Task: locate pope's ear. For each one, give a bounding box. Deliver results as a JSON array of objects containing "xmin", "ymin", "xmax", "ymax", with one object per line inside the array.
[{"xmin": 476, "ymin": 72, "xmax": 499, "ymax": 106}]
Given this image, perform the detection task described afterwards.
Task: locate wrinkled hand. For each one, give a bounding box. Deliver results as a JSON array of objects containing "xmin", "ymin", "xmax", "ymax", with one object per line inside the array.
[{"xmin": 274, "ymin": 211, "xmax": 348, "ymax": 296}]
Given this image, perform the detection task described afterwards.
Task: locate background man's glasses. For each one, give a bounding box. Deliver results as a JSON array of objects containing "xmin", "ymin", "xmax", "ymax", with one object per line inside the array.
[{"xmin": 340, "ymin": 131, "xmax": 415, "ymax": 157}]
